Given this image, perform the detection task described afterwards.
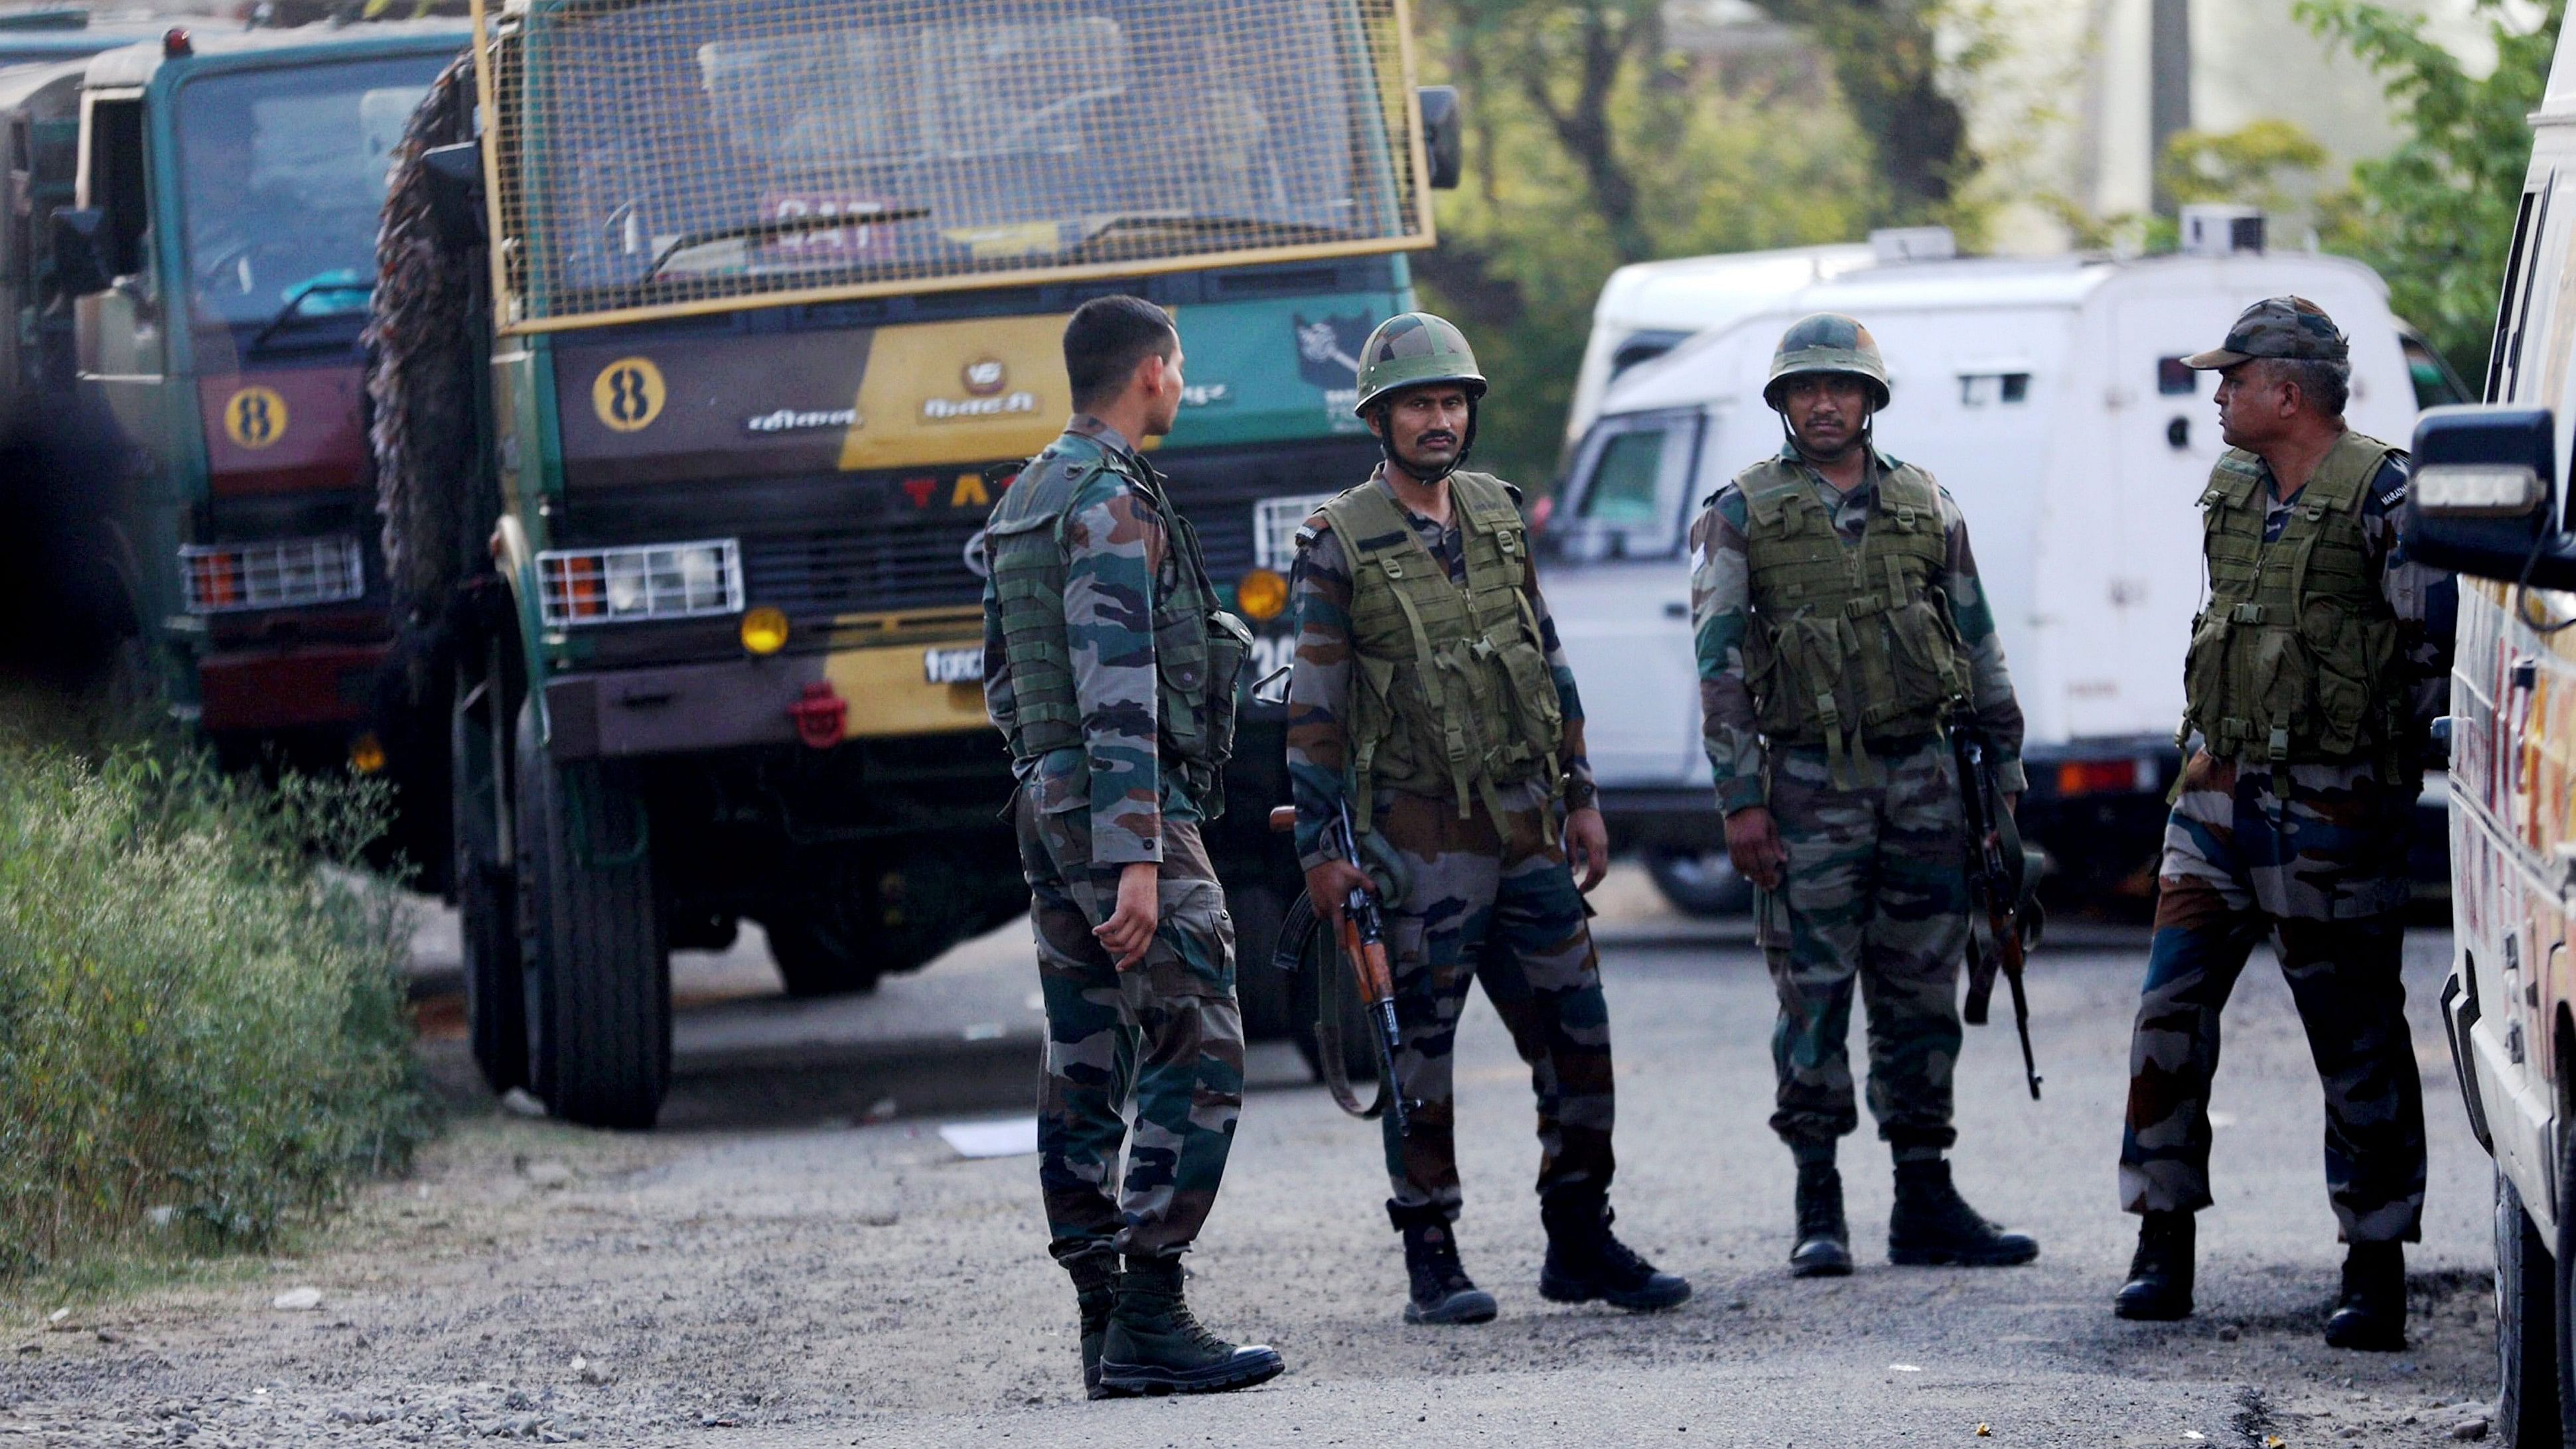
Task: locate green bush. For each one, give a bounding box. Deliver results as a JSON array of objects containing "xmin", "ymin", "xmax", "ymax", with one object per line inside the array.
[{"xmin": 0, "ymin": 740, "xmax": 423, "ymax": 1275}]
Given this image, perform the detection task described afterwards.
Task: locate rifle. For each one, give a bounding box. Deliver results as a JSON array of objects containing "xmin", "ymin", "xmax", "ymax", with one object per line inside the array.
[
  {"xmin": 1949, "ymin": 701, "xmax": 2042, "ymax": 1101},
  {"xmin": 1267, "ymin": 800, "xmax": 1411, "ymax": 1134}
]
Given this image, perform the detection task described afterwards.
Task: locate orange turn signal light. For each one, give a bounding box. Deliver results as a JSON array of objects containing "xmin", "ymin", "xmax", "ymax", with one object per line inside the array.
[
  {"xmin": 1236, "ymin": 568, "xmax": 1289, "ymax": 622},
  {"xmin": 741, "ymin": 606, "xmax": 790, "ymax": 656}
]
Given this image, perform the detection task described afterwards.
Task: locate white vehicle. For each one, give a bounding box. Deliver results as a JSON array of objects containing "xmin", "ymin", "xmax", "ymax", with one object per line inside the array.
[
  {"xmin": 1543, "ymin": 232, "xmax": 2465, "ymax": 912},
  {"xmin": 2419, "ymin": 21, "xmax": 2576, "ymax": 1448}
]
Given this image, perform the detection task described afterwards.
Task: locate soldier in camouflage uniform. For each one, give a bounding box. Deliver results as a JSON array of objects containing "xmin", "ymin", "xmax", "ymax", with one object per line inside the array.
[
  {"xmin": 1687, "ymin": 313, "xmax": 2039, "ymax": 1280},
  {"xmin": 1287, "ymin": 312, "xmax": 1689, "ymax": 1326},
  {"xmin": 2113, "ymin": 297, "xmax": 2452, "ymax": 1351},
  {"xmin": 980, "ymin": 295, "xmax": 1280, "ymax": 1399}
]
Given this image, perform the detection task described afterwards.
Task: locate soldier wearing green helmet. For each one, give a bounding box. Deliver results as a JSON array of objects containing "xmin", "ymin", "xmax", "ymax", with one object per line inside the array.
[
  {"xmin": 1687, "ymin": 311, "xmax": 2040, "ymax": 1280},
  {"xmin": 1285, "ymin": 311, "xmax": 1689, "ymax": 1326}
]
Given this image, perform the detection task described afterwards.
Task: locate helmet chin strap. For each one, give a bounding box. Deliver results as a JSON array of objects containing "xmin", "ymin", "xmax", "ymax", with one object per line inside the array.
[{"xmin": 1373, "ymin": 399, "xmax": 1480, "ymax": 486}]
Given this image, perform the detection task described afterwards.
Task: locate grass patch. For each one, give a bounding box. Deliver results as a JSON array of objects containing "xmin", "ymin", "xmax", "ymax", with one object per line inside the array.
[{"xmin": 0, "ymin": 726, "xmax": 426, "ymax": 1282}]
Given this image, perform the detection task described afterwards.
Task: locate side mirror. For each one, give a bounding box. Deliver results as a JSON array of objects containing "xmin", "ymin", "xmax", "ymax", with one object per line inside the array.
[
  {"xmin": 1417, "ymin": 86, "xmax": 1463, "ymax": 191},
  {"xmin": 49, "ymin": 207, "xmax": 109, "ymax": 297},
  {"xmin": 2407, "ymin": 404, "xmax": 2576, "ymax": 588},
  {"xmin": 421, "ymin": 141, "xmax": 486, "ymax": 251}
]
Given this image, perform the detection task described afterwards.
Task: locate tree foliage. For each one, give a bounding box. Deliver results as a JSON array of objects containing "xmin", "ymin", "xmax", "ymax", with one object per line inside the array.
[
  {"xmin": 2297, "ymin": 0, "xmax": 2565, "ymax": 380},
  {"xmin": 1416, "ymin": 1, "xmax": 1900, "ymax": 480}
]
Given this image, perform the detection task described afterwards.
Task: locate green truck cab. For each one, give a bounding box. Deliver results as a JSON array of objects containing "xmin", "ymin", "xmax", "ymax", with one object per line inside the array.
[
  {"xmin": 36, "ymin": 21, "xmax": 466, "ymax": 805},
  {"xmin": 381, "ymin": 0, "xmax": 1457, "ymax": 1125}
]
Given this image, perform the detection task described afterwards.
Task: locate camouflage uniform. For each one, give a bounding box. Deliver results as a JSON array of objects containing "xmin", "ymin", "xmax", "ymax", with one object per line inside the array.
[
  {"xmin": 980, "ymin": 415, "xmax": 1244, "ymax": 1269},
  {"xmin": 1286, "ymin": 465, "xmax": 1614, "ymax": 1220},
  {"xmin": 1687, "ymin": 444, "xmax": 2027, "ymax": 1156},
  {"xmin": 2118, "ymin": 445, "xmax": 2451, "ymax": 1243}
]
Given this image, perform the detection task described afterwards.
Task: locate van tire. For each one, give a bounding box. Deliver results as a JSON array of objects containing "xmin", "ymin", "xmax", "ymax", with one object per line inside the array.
[
  {"xmin": 453, "ymin": 694, "xmax": 524, "ymax": 1093},
  {"xmin": 2500, "ymin": 1168, "xmax": 2561, "ymax": 1446},
  {"xmin": 1646, "ymin": 847, "xmax": 1754, "ymax": 917},
  {"xmin": 2553, "ymin": 1115, "xmax": 2576, "ymax": 1446},
  {"xmin": 515, "ymin": 703, "xmax": 670, "ymax": 1130}
]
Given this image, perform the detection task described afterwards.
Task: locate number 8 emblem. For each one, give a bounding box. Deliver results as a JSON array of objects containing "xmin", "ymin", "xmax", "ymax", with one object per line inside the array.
[
  {"xmin": 222, "ymin": 385, "xmax": 288, "ymax": 448},
  {"xmin": 591, "ymin": 356, "xmax": 666, "ymax": 433}
]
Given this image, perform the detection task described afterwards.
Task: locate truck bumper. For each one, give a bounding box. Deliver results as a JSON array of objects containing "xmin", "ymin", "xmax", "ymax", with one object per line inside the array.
[
  {"xmin": 544, "ymin": 647, "xmax": 991, "ymax": 762},
  {"xmin": 196, "ymin": 642, "xmax": 388, "ymax": 732}
]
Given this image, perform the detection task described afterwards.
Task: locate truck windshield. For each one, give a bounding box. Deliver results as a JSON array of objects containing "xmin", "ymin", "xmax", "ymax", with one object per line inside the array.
[
  {"xmin": 176, "ymin": 54, "xmax": 451, "ymax": 332},
  {"xmin": 501, "ymin": 0, "xmax": 1419, "ymax": 322}
]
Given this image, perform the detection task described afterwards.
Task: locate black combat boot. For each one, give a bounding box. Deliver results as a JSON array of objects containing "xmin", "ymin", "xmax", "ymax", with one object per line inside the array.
[
  {"xmin": 2323, "ymin": 1241, "xmax": 2407, "ymax": 1351},
  {"xmin": 1064, "ymin": 1253, "xmax": 1118, "ymax": 1400},
  {"xmin": 1887, "ymin": 1159, "xmax": 2039, "ymax": 1267},
  {"xmin": 1790, "ymin": 1161, "xmax": 1853, "ymax": 1278},
  {"xmin": 2112, "ymin": 1210, "xmax": 2194, "ymax": 1321},
  {"xmin": 1392, "ymin": 1205, "xmax": 1498, "ymax": 1324},
  {"xmin": 1538, "ymin": 1190, "xmax": 1692, "ymax": 1311},
  {"xmin": 1097, "ymin": 1255, "xmax": 1285, "ymax": 1397}
]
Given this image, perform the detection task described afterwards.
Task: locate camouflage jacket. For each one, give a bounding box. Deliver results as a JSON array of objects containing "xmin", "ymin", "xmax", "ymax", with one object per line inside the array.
[
  {"xmin": 1689, "ymin": 443, "xmax": 2026, "ymax": 814},
  {"xmin": 2249, "ymin": 448, "xmax": 2455, "ymax": 750},
  {"xmin": 979, "ymin": 416, "xmax": 1195, "ymax": 864},
  {"xmin": 1285, "ymin": 465, "xmax": 1595, "ymax": 870}
]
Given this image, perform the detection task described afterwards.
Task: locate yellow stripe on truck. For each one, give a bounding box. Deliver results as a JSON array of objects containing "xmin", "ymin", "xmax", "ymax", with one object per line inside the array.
[{"xmin": 822, "ymin": 644, "xmax": 993, "ymax": 738}]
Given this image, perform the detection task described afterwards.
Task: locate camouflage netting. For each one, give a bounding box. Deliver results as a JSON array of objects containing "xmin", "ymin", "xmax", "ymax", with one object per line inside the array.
[{"xmin": 365, "ymin": 52, "xmax": 484, "ymax": 679}]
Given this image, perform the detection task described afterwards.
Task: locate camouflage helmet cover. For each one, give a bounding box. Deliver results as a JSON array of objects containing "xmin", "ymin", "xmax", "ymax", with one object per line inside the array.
[
  {"xmin": 1764, "ymin": 312, "xmax": 1891, "ymax": 411},
  {"xmin": 2182, "ymin": 295, "xmax": 2349, "ymax": 370},
  {"xmin": 1353, "ymin": 310, "xmax": 1488, "ymax": 417}
]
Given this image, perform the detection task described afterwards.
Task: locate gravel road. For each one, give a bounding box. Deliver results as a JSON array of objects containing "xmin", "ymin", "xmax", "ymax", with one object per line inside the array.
[{"xmin": 0, "ymin": 871, "xmax": 2504, "ymax": 1447}]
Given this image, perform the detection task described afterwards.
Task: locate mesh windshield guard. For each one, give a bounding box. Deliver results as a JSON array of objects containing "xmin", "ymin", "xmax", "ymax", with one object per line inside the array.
[{"xmin": 470, "ymin": 0, "xmax": 1432, "ymax": 334}]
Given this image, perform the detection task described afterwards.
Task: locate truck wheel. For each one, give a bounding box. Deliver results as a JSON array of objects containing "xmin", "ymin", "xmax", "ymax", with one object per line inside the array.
[
  {"xmin": 1646, "ymin": 847, "xmax": 1754, "ymax": 917},
  {"xmin": 2555, "ymin": 1113, "xmax": 2576, "ymax": 1446},
  {"xmin": 2501, "ymin": 1168, "xmax": 2562, "ymax": 1446},
  {"xmin": 453, "ymin": 695, "xmax": 524, "ymax": 1093},
  {"xmin": 515, "ymin": 703, "xmax": 670, "ymax": 1129},
  {"xmin": 763, "ymin": 912, "xmax": 883, "ymax": 999},
  {"xmin": 1230, "ymin": 882, "xmax": 1293, "ymax": 1041}
]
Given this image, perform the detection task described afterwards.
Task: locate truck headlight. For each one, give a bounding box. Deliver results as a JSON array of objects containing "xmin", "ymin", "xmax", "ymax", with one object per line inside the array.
[
  {"xmin": 180, "ymin": 535, "xmax": 364, "ymax": 614},
  {"xmin": 537, "ymin": 539, "xmax": 742, "ymax": 626}
]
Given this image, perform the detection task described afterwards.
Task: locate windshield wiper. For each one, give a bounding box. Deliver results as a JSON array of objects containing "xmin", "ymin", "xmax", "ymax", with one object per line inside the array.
[
  {"xmin": 630, "ymin": 207, "xmax": 932, "ymax": 289},
  {"xmin": 246, "ymin": 271, "xmax": 372, "ymax": 353},
  {"xmin": 1066, "ymin": 214, "xmax": 1352, "ymax": 255}
]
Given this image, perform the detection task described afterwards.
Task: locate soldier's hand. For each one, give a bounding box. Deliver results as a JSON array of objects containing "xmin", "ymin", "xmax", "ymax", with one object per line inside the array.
[
  {"xmin": 1304, "ymin": 859, "xmax": 1376, "ymax": 932},
  {"xmin": 1094, "ymin": 861, "xmax": 1161, "ymax": 971},
  {"xmin": 1723, "ymin": 805, "xmax": 1787, "ymax": 891},
  {"xmin": 1563, "ymin": 806, "xmax": 1610, "ymax": 894}
]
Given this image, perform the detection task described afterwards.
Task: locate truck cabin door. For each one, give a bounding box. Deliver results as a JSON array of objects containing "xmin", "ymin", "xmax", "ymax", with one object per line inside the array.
[
  {"xmin": 72, "ymin": 90, "xmax": 160, "ymax": 396},
  {"xmin": 1538, "ymin": 405, "xmax": 1710, "ymax": 784}
]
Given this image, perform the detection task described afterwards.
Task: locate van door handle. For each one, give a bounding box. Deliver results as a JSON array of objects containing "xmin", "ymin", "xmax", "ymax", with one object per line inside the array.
[{"xmin": 1662, "ymin": 601, "xmax": 1688, "ymax": 618}]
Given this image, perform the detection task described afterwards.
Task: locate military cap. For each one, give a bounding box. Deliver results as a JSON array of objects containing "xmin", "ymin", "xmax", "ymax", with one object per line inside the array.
[{"xmin": 2183, "ymin": 296, "xmax": 2349, "ymax": 370}]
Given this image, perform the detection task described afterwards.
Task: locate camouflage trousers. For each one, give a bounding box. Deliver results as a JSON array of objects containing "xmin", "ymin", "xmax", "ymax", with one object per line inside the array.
[
  {"xmin": 1370, "ymin": 787, "xmax": 1616, "ymax": 1221},
  {"xmin": 1017, "ymin": 791, "xmax": 1244, "ymax": 1267},
  {"xmin": 1757, "ymin": 740, "xmax": 1968, "ymax": 1154},
  {"xmin": 2119, "ymin": 752, "xmax": 2425, "ymax": 1243}
]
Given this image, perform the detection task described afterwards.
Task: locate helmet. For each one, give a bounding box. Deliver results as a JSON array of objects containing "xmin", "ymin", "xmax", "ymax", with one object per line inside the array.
[
  {"xmin": 1763, "ymin": 312, "xmax": 1891, "ymax": 411},
  {"xmin": 1352, "ymin": 311, "xmax": 1488, "ymax": 417}
]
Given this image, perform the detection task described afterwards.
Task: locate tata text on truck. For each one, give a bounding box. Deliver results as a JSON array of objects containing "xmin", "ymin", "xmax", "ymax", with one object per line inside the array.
[
  {"xmin": 2419, "ymin": 22, "xmax": 2576, "ymax": 1446},
  {"xmin": 40, "ymin": 21, "xmax": 468, "ymax": 841},
  {"xmin": 382, "ymin": 0, "xmax": 1462, "ymax": 1126}
]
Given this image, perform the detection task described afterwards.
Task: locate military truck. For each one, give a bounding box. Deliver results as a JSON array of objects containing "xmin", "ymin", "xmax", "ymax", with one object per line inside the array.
[
  {"xmin": 29, "ymin": 20, "xmax": 469, "ymax": 852},
  {"xmin": 374, "ymin": 0, "xmax": 1459, "ymax": 1125}
]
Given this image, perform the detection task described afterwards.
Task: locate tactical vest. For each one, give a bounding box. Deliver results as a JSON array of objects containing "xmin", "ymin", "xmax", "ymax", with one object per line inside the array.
[
  {"xmin": 985, "ymin": 432, "xmax": 1251, "ymax": 815},
  {"xmin": 1738, "ymin": 458, "xmax": 1973, "ymax": 787},
  {"xmin": 1319, "ymin": 471, "xmax": 1564, "ymax": 825},
  {"xmin": 2179, "ymin": 431, "xmax": 2405, "ymax": 769}
]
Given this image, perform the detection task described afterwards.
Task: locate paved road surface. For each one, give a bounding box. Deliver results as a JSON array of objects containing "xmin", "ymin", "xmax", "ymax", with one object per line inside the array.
[{"xmin": 0, "ymin": 870, "xmax": 2504, "ymax": 1446}]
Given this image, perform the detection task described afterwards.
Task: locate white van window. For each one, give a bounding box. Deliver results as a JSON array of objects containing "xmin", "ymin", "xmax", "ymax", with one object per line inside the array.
[
  {"xmin": 1584, "ymin": 430, "xmax": 1666, "ymax": 524},
  {"xmin": 1552, "ymin": 409, "xmax": 1701, "ymax": 561},
  {"xmin": 1959, "ymin": 372, "xmax": 2030, "ymax": 406},
  {"xmin": 2157, "ymin": 357, "xmax": 2197, "ymax": 396}
]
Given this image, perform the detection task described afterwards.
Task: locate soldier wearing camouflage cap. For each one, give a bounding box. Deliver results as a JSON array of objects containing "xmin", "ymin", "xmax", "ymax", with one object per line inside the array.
[
  {"xmin": 1285, "ymin": 311, "xmax": 1689, "ymax": 1326},
  {"xmin": 981, "ymin": 296, "xmax": 1281, "ymax": 1399},
  {"xmin": 1687, "ymin": 312, "xmax": 2040, "ymax": 1280},
  {"xmin": 2112, "ymin": 297, "xmax": 2453, "ymax": 1353}
]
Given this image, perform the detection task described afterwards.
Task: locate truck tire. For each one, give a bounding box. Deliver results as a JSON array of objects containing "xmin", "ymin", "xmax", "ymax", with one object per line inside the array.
[
  {"xmin": 763, "ymin": 912, "xmax": 883, "ymax": 999},
  {"xmin": 515, "ymin": 703, "xmax": 670, "ymax": 1129},
  {"xmin": 1646, "ymin": 847, "xmax": 1754, "ymax": 917},
  {"xmin": 2555, "ymin": 1113, "xmax": 2576, "ymax": 1447},
  {"xmin": 2500, "ymin": 1168, "xmax": 2562, "ymax": 1447},
  {"xmin": 1230, "ymin": 882, "xmax": 1293, "ymax": 1041},
  {"xmin": 453, "ymin": 695, "xmax": 524, "ymax": 1093}
]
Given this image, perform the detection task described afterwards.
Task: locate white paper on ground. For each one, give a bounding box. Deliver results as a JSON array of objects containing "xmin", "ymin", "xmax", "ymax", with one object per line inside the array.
[{"xmin": 938, "ymin": 1118, "xmax": 1039, "ymax": 1159}]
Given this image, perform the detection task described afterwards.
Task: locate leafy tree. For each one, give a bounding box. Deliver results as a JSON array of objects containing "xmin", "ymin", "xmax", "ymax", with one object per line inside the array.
[
  {"xmin": 1740, "ymin": 0, "xmax": 1975, "ymax": 219},
  {"xmin": 2297, "ymin": 0, "xmax": 2565, "ymax": 380}
]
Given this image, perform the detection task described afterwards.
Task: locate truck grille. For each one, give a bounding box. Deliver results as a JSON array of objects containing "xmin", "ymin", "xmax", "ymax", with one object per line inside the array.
[{"xmin": 741, "ymin": 521, "xmax": 987, "ymax": 619}]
